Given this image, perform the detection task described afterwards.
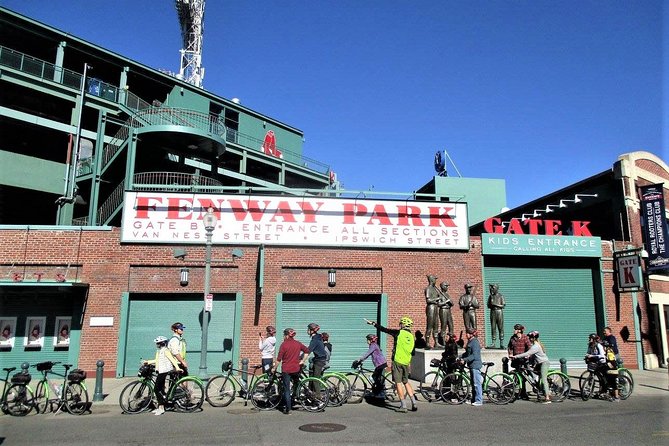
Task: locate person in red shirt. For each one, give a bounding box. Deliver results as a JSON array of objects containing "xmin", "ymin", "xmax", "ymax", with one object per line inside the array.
[
  {"xmin": 273, "ymin": 327, "xmax": 309, "ymax": 414},
  {"xmin": 507, "ymin": 323, "xmax": 532, "ymax": 400}
]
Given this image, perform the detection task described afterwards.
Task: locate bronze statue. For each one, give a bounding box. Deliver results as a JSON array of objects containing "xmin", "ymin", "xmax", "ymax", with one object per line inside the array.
[
  {"xmin": 458, "ymin": 283, "xmax": 479, "ymax": 331},
  {"xmin": 487, "ymin": 283, "xmax": 506, "ymax": 349},
  {"xmin": 437, "ymin": 282, "xmax": 454, "ymax": 342},
  {"xmin": 424, "ymin": 274, "xmax": 441, "ymax": 349}
]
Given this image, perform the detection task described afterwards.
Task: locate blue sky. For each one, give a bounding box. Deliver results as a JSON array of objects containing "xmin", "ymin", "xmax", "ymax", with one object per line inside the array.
[{"xmin": 4, "ymin": 1, "xmax": 665, "ymax": 209}]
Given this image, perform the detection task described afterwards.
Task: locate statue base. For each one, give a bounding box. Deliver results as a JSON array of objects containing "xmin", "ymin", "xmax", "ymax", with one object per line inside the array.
[{"xmin": 411, "ymin": 347, "xmax": 509, "ymax": 381}]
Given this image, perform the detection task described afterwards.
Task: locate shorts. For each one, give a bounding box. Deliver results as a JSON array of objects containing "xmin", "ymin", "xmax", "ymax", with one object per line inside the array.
[{"xmin": 391, "ymin": 362, "xmax": 410, "ymax": 384}]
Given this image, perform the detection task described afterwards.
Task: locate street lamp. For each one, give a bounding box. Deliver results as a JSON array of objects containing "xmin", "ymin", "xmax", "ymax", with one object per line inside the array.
[{"xmin": 199, "ymin": 207, "xmax": 218, "ymax": 378}]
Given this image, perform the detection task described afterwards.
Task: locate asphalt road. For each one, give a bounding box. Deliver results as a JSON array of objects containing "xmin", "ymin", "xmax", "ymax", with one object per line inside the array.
[{"xmin": 1, "ymin": 393, "xmax": 668, "ymax": 446}]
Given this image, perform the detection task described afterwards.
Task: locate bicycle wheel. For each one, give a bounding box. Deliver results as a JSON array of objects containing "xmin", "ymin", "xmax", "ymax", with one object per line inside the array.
[
  {"xmin": 119, "ymin": 380, "xmax": 153, "ymax": 414},
  {"xmin": 617, "ymin": 374, "xmax": 633, "ymax": 400},
  {"xmin": 205, "ymin": 375, "xmax": 236, "ymax": 407},
  {"xmin": 419, "ymin": 371, "xmax": 442, "ymax": 402},
  {"xmin": 546, "ymin": 372, "xmax": 569, "ymax": 402},
  {"xmin": 32, "ymin": 380, "xmax": 50, "ymax": 414},
  {"xmin": 296, "ymin": 377, "xmax": 328, "ymax": 412},
  {"xmin": 439, "ymin": 372, "xmax": 469, "ymax": 405},
  {"xmin": 324, "ymin": 374, "xmax": 348, "ymax": 407},
  {"xmin": 64, "ymin": 382, "xmax": 89, "ymax": 415},
  {"xmin": 618, "ymin": 368, "xmax": 634, "ymax": 392},
  {"xmin": 172, "ymin": 377, "xmax": 204, "ymax": 413},
  {"xmin": 5, "ymin": 384, "xmax": 35, "ymax": 416},
  {"xmin": 580, "ymin": 372, "xmax": 597, "ymax": 401},
  {"xmin": 345, "ymin": 373, "xmax": 367, "ymax": 404},
  {"xmin": 330, "ymin": 372, "xmax": 352, "ymax": 402},
  {"xmin": 486, "ymin": 373, "xmax": 515, "ymax": 405},
  {"xmin": 250, "ymin": 376, "xmax": 281, "ymax": 410}
]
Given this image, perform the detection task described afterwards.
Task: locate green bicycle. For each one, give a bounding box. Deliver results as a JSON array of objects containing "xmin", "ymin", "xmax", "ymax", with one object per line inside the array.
[
  {"xmin": 32, "ymin": 361, "xmax": 89, "ymax": 415},
  {"xmin": 439, "ymin": 362, "xmax": 516, "ymax": 405},
  {"xmin": 119, "ymin": 363, "xmax": 204, "ymax": 413}
]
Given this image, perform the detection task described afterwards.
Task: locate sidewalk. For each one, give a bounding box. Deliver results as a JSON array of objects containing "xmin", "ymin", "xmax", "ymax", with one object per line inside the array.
[{"xmin": 92, "ymin": 366, "xmax": 669, "ymax": 407}]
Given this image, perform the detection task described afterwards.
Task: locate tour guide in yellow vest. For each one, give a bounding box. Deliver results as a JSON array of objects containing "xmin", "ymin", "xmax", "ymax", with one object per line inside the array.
[{"xmin": 366, "ymin": 317, "xmax": 418, "ymax": 412}]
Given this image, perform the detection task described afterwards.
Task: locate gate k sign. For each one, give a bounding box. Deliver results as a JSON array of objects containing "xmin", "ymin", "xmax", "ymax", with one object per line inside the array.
[{"xmin": 615, "ymin": 253, "xmax": 643, "ymax": 290}]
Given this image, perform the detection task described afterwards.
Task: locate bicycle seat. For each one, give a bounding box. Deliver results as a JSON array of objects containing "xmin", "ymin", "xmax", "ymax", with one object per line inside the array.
[
  {"xmin": 3, "ymin": 367, "xmax": 16, "ymax": 372},
  {"xmin": 483, "ymin": 362, "xmax": 495, "ymax": 367},
  {"xmin": 63, "ymin": 363, "xmax": 73, "ymax": 370},
  {"xmin": 252, "ymin": 365, "xmax": 263, "ymax": 370}
]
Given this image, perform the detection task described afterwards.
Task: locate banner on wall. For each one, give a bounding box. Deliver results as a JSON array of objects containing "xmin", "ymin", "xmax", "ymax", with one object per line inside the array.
[
  {"xmin": 121, "ymin": 192, "xmax": 469, "ymax": 250},
  {"xmin": 640, "ymin": 184, "xmax": 669, "ymax": 271}
]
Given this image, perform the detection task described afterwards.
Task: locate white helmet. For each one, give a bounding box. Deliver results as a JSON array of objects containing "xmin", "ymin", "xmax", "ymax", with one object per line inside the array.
[{"xmin": 154, "ymin": 336, "xmax": 168, "ymax": 344}]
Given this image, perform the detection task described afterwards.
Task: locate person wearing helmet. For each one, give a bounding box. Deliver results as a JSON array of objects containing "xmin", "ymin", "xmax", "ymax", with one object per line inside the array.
[
  {"xmin": 460, "ymin": 327, "xmax": 483, "ymax": 406},
  {"xmin": 305, "ymin": 323, "xmax": 328, "ymax": 382},
  {"xmin": 440, "ymin": 332, "xmax": 459, "ymax": 374},
  {"xmin": 168, "ymin": 322, "xmax": 188, "ymax": 376},
  {"xmin": 144, "ymin": 335, "xmax": 182, "ymax": 416},
  {"xmin": 321, "ymin": 333, "xmax": 332, "ymax": 368},
  {"xmin": 585, "ymin": 333, "xmax": 618, "ymax": 401},
  {"xmin": 354, "ymin": 333, "xmax": 388, "ymax": 398},
  {"xmin": 259, "ymin": 326, "xmax": 277, "ymax": 373},
  {"xmin": 507, "ymin": 323, "xmax": 532, "ymax": 400},
  {"xmin": 510, "ymin": 331, "xmax": 551, "ymax": 404},
  {"xmin": 365, "ymin": 317, "xmax": 417, "ymax": 412},
  {"xmin": 274, "ymin": 328, "xmax": 309, "ymax": 414}
]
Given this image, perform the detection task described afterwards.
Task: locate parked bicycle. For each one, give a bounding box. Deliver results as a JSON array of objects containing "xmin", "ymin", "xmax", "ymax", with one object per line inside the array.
[
  {"xmin": 419, "ymin": 358, "xmax": 457, "ymax": 402},
  {"xmin": 507, "ymin": 359, "xmax": 571, "ymax": 402},
  {"xmin": 205, "ymin": 360, "xmax": 279, "ymax": 410},
  {"xmin": 119, "ymin": 363, "xmax": 204, "ymax": 413},
  {"xmin": 31, "ymin": 361, "xmax": 89, "ymax": 415},
  {"xmin": 579, "ymin": 367, "xmax": 632, "ymax": 401},
  {"xmin": 0, "ymin": 366, "xmax": 34, "ymax": 416},
  {"xmin": 306, "ymin": 364, "xmax": 349, "ymax": 407},
  {"xmin": 255, "ymin": 366, "xmax": 330, "ymax": 412},
  {"xmin": 439, "ymin": 362, "xmax": 515, "ymax": 405},
  {"xmin": 345, "ymin": 360, "xmax": 396, "ymax": 403}
]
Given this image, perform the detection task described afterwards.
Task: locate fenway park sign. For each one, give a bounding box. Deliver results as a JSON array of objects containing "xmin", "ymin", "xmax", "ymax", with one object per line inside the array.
[{"xmin": 121, "ymin": 192, "xmax": 469, "ymax": 249}]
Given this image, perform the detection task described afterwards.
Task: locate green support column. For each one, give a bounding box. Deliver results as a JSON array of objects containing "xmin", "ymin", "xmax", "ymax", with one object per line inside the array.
[
  {"xmin": 88, "ymin": 111, "xmax": 106, "ymax": 225},
  {"xmin": 54, "ymin": 41, "xmax": 66, "ymax": 83}
]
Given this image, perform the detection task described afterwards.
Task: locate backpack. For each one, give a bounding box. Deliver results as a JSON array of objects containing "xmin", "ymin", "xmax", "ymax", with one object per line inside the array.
[{"xmin": 604, "ymin": 344, "xmax": 617, "ymax": 369}]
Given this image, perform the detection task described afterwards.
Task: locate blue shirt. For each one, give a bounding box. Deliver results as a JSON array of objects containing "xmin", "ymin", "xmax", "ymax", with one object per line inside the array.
[
  {"xmin": 308, "ymin": 333, "xmax": 328, "ymax": 361},
  {"xmin": 461, "ymin": 336, "xmax": 482, "ymax": 370}
]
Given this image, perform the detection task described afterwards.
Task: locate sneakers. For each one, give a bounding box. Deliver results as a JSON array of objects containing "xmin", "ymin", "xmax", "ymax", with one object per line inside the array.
[
  {"xmin": 153, "ymin": 407, "xmax": 165, "ymax": 416},
  {"xmin": 542, "ymin": 400, "xmax": 552, "ymax": 405},
  {"xmin": 396, "ymin": 406, "xmax": 408, "ymax": 413},
  {"xmin": 411, "ymin": 403, "xmax": 418, "ymax": 412},
  {"xmin": 472, "ymin": 402, "xmax": 483, "ymax": 406},
  {"xmin": 610, "ymin": 398, "xmax": 620, "ymax": 403}
]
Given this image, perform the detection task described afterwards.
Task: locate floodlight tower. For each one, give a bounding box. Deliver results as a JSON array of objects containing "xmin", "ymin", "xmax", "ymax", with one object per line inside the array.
[{"xmin": 175, "ymin": 0, "xmax": 206, "ymax": 88}]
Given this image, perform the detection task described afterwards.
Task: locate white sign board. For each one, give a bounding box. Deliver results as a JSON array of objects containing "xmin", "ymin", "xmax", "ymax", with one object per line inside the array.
[
  {"xmin": 121, "ymin": 192, "xmax": 469, "ymax": 250},
  {"xmin": 205, "ymin": 294, "xmax": 213, "ymax": 312},
  {"xmin": 616, "ymin": 254, "xmax": 642, "ymax": 289}
]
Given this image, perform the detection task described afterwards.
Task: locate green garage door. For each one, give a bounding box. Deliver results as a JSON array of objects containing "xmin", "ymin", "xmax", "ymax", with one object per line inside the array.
[
  {"xmin": 122, "ymin": 293, "xmax": 236, "ymax": 376},
  {"xmin": 280, "ymin": 295, "xmax": 380, "ymax": 373},
  {"xmin": 484, "ymin": 266, "xmax": 598, "ymax": 365}
]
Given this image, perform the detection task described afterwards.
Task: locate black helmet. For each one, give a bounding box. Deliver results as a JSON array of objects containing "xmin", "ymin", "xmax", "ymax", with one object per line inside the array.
[
  {"xmin": 283, "ymin": 328, "xmax": 296, "ymax": 337},
  {"xmin": 307, "ymin": 323, "xmax": 320, "ymax": 332},
  {"xmin": 589, "ymin": 333, "xmax": 599, "ymax": 341},
  {"xmin": 366, "ymin": 334, "xmax": 378, "ymax": 342},
  {"xmin": 513, "ymin": 324, "xmax": 525, "ymax": 331},
  {"xmin": 528, "ymin": 331, "xmax": 539, "ymax": 339}
]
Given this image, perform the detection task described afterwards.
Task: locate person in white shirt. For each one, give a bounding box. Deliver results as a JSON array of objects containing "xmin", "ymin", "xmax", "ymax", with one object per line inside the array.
[
  {"xmin": 259, "ymin": 326, "xmax": 276, "ymax": 373},
  {"xmin": 145, "ymin": 336, "xmax": 181, "ymax": 415},
  {"xmin": 510, "ymin": 330, "xmax": 551, "ymax": 404}
]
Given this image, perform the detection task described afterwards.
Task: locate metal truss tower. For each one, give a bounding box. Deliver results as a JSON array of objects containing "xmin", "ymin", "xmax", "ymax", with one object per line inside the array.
[{"xmin": 175, "ymin": 0, "xmax": 206, "ymax": 88}]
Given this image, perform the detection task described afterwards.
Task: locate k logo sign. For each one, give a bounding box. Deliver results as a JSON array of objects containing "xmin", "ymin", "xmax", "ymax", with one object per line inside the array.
[{"xmin": 615, "ymin": 253, "xmax": 642, "ymax": 290}]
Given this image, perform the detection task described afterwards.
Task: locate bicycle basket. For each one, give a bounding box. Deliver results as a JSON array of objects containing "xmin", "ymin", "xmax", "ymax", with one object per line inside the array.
[
  {"xmin": 67, "ymin": 368, "xmax": 87, "ymax": 383},
  {"xmin": 11, "ymin": 371, "xmax": 31, "ymax": 385},
  {"xmin": 430, "ymin": 359, "xmax": 442, "ymax": 368},
  {"xmin": 138, "ymin": 363, "xmax": 155, "ymax": 378},
  {"xmin": 221, "ymin": 360, "xmax": 232, "ymax": 373},
  {"xmin": 36, "ymin": 361, "xmax": 54, "ymax": 372}
]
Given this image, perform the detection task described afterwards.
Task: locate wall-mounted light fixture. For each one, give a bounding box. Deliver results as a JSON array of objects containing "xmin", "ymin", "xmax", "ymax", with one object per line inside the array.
[
  {"xmin": 574, "ymin": 193, "xmax": 598, "ymax": 203},
  {"xmin": 328, "ymin": 269, "xmax": 336, "ymax": 287},
  {"xmin": 180, "ymin": 267, "xmax": 189, "ymax": 287},
  {"xmin": 521, "ymin": 213, "xmax": 534, "ymax": 221},
  {"xmin": 544, "ymin": 204, "xmax": 560, "ymax": 213}
]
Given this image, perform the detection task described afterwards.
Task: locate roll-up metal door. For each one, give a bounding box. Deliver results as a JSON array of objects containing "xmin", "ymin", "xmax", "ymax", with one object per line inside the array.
[
  {"xmin": 123, "ymin": 293, "xmax": 236, "ymax": 376},
  {"xmin": 280, "ymin": 295, "xmax": 380, "ymax": 373},
  {"xmin": 484, "ymin": 266, "xmax": 597, "ymax": 364}
]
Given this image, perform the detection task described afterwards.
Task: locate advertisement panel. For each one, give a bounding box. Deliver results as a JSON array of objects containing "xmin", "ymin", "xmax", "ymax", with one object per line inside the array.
[
  {"xmin": 481, "ymin": 233, "xmax": 602, "ymax": 257},
  {"xmin": 121, "ymin": 192, "xmax": 469, "ymax": 250},
  {"xmin": 640, "ymin": 184, "xmax": 669, "ymax": 271}
]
